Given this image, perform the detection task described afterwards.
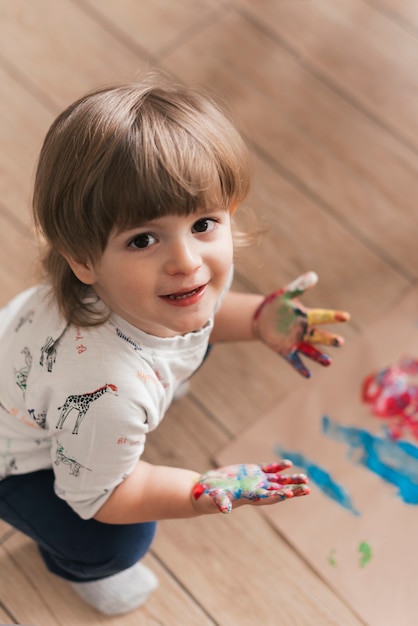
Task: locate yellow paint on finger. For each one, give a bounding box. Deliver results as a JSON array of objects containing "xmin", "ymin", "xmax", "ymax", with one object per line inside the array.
[
  {"xmin": 307, "ymin": 309, "xmax": 350, "ymax": 325},
  {"xmin": 306, "ymin": 328, "xmax": 344, "ymax": 347}
]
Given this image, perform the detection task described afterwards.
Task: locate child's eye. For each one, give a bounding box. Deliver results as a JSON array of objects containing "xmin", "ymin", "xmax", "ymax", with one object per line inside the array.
[
  {"xmin": 192, "ymin": 218, "xmax": 217, "ymax": 234},
  {"xmin": 128, "ymin": 233, "xmax": 157, "ymax": 249}
]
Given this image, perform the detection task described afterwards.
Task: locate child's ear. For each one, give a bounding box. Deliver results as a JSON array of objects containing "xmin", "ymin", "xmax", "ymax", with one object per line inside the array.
[{"xmin": 63, "ymin": 254, "xmax": 96, "ymax": 285}]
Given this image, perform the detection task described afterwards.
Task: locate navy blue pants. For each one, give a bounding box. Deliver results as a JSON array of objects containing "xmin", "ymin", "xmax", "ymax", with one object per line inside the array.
[{"xmin": 0, "ymin": 469, "xmax": 157, "ymax": 582}]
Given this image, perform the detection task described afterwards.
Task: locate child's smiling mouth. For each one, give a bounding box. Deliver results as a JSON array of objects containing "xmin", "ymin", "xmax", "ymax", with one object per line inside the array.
[{"xmin": 161, "ymin": 285, "xmax": 207, "ymax": 306}]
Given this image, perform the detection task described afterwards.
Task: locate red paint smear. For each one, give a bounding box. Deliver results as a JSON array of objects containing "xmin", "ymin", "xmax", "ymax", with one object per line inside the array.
[{"xmin": 192, "ymin": 482, "xmax": 205, "ymax": 500}]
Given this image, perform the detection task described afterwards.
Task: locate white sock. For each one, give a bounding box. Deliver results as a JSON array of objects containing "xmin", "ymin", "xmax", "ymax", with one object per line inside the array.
[{"xmin": 69, "ymin": 562, "xmax": 159, "ymax": 615}]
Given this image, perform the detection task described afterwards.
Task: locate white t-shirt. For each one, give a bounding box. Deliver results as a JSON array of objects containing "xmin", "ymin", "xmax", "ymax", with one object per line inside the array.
[{"xmin": 0, "ymin": 285, "xmax": 217, "ymax": 519}]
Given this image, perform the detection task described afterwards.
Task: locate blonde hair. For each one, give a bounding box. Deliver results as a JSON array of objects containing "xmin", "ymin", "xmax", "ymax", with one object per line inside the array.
[{"xmin": 33, "ymin": 75, "xmax": 251, "ymax": 326}]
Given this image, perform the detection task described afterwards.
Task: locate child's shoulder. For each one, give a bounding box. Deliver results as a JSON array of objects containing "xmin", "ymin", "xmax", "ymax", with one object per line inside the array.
[{"xmin": 0, "ymin": 285, "xmax": 53, "ymax": 331}]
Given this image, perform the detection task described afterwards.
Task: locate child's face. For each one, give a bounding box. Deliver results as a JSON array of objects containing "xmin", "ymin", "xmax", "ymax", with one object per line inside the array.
[{"xmin": 69, "ymin": 209, "xmax": 234, "ymax": 337}]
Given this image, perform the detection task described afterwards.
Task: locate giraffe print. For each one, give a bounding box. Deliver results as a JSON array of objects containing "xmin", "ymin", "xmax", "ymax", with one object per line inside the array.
[{"xmin": 56, "ymin": 383, "xmax": 118, "ymax": 435}]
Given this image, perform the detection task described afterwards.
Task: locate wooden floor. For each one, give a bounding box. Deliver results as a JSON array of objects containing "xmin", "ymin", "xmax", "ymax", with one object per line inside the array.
[{"xmin": 0, "ymin": 0, "xmax": 417, "ymax": 624}]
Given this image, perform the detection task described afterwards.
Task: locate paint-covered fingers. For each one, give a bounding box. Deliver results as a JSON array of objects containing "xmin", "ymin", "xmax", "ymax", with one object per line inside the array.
[
  {"xmin": 258, "ymin": 272, "xmax": 318, "ymax": 310},
  {"xmin": 260, "ymin": 461, "xmax": 308, "ymax": 485},
  {"xmin": 249, "ymin": 484, "xmax": 310, "ymax": 502},
  {"xmin": 305, "ymin": 327, "xmax": 346, "ymax": 347},
  {"xmin": 297, "ymin": 342, "xmax": 331, "ymax": 366},
  {"xmin": 284, "ymin": 349, "xmax": 311, "ymax": 378},
  {"xmin": 274, "ymin": 484, "xmax": 310, "ymax": 498},
  {"xmin": 304, "ymin": 306, "xmax": 350, "ymax": 350},
  {"xmin": 211, "ymin": 491, "xmax": 234, "ymax": 514},
  {"xmin": 289, "ymin": 484, "xmax": 310, "ymax": 497},
  {"xmin": 306, "ymin": 308, "xmax": 350, "ymax": 327},
  {"xmin": 191, "ymin": 463, "xmax": 310, "ymax": 514},
  {"xmin": 283, "ymin": 343, "xmax": 331, "ymax": 378},
  {"xmin": 283, "ymin": 271, "xmax": 318, "ymax": 299},
  {"xmin": 266, "ymin": 472, "xmax": 309, "ymax": 486},
  {"xmin": 253, "ymin": 272, "xmax": 350, "ymax": 378},
  {"xmin": 212, "ymin": 485, "xmax": 295, "ymax": 512},
  {"xmin": 202, "ymin": 483, "xmax": 310, "ymax": 514},
  {"xmin": 260, "ymin": 460, "xmax": 293, "ymax": 473}
]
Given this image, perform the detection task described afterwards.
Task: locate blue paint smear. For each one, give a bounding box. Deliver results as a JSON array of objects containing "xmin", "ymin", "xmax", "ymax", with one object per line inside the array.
[
  {"xmin": 274, "ymin": 445, "xmax": 360, "ymax": 516},
  {"xmin": 322, "ymin": 416, "xmax": 418, "ymax": 505}
]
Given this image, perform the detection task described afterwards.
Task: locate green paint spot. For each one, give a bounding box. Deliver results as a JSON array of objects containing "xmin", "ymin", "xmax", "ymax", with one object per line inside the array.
[
  {"xmin": 275, "ymin": 311, "xmax": 292, "ymax": 333},
  {"xmin": 328, "ymin": 548, "xmax": 337, "ymax": 566},
  {"xmin": 358, "ymin": 541, "xmax": 372, "ymax": 567}
]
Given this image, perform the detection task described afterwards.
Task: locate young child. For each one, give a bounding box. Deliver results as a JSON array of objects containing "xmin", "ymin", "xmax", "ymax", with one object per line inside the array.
[{"xmin": 0, "ymin": 75, "xmax": 349, "ymax": 615}]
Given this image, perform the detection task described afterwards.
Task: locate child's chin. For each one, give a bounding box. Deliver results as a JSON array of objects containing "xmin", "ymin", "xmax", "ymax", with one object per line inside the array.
[{"xmin": 177, "ymin": 316, "xmax": 211, "ymax": 335}]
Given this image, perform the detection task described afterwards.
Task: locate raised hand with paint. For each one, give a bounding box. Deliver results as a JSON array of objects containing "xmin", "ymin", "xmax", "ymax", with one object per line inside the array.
[
  {"xmin": 192, "ymin": 461, "xmax": 310, "ymax": 514},
  {"xmin": 253, "ymin": 271, "xmax": 350, "ymax": 378}
]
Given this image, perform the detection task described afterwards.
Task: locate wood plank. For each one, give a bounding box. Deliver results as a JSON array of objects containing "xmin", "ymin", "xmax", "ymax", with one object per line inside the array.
[
  {"xmin": 0, "ymin": 606, "xmax": 14, "ymax": 624},
  {"xmin": 0, "ymin": 215, "xmax": 37, "ymax": 307},
  {"xmin": 0, "ymin": 0, "xmax": 149, "ymax": 110},
  {"xmin": 1, "ymin": 532, "xmax": 215, "ymax": 625},
  {"xmin": 144, "ymin": 395, "xmax": 230, "ymax": 470},
  {"xmin": 0, "ymin": 67, "xmax": 53, "ymax": 229},
  {"xmin": 79, "ymin": 0, "xmax": 224, "ymax": 57},
  {"xmin": 188, "ymin": 340, "xmax": 299, "ymax": 437},
  {"xmin": 0, "ymin": 520, "xmax": 13, "ymax": 540},
  {"xmin": 235, "ymin": 156, "xmax": 411, "ymax": 321},
  {"xmin": 234, "ymin": 0, "xmax": 418, "ymax": 151},
  {"xmin": 161, "ymin": 10, "xmax": 418, "ymax": 281},
  {"xmin": 0, "ymin": 539, "xmax": 59, "ymax": 626},
  {"xmin": 369, "ymin": 0, "xmax": 418, "ymax": 29},
  {"xmin": 153, "ymin": 511, "xmax": 364, "ymax": 626}
]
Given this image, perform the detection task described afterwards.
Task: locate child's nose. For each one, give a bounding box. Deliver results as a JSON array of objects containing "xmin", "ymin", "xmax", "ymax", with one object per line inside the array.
[{"xmin": 164, "ymin": 238, "xmax": 202, "ymax": 275}]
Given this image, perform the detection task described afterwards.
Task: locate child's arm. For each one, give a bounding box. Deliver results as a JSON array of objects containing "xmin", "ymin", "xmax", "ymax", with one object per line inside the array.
[
  {"xmin": 210, "ymin": 291, "xmax": 264, "ymax": 342},
  {"xmin": 93, "ymin": 459, "xmax": 309, "ymax": 524},
  {"xmin": 211, "ymin": 271, "xmax": 350, "ymax": 378},
  {"xmin": 93, "ymin": 461, "xmax": 201, "ymax": 523}
]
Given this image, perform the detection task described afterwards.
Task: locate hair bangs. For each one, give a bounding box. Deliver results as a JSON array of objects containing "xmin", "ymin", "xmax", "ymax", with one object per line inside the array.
[{"xmin": 105, "ymin": 104, "xmax": 250, "ymax": 235}]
